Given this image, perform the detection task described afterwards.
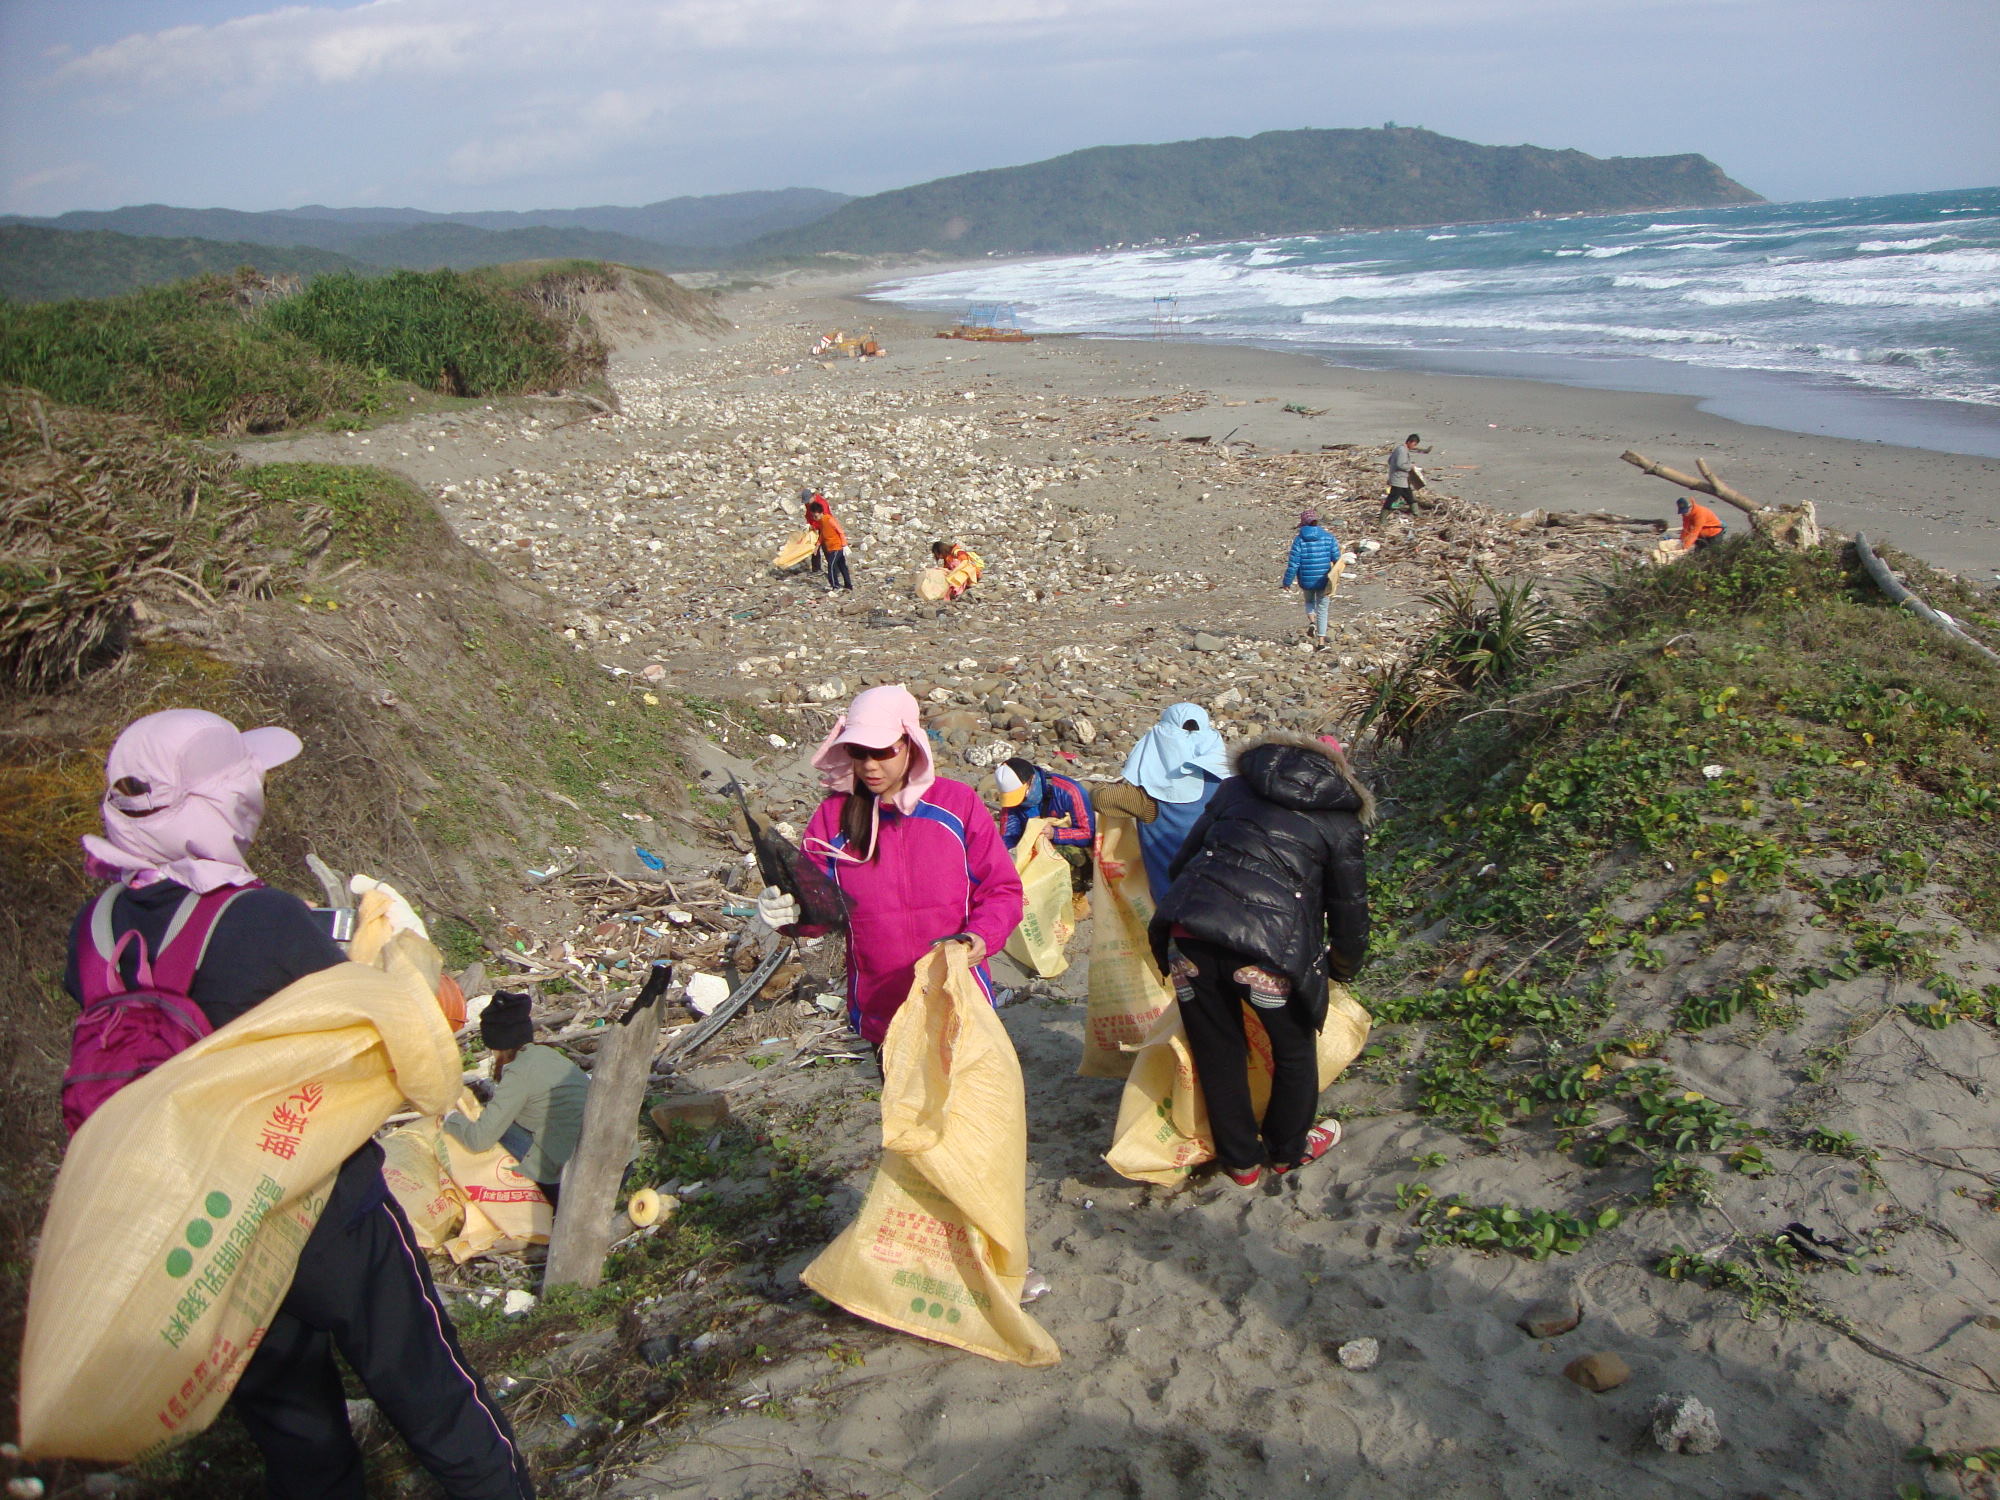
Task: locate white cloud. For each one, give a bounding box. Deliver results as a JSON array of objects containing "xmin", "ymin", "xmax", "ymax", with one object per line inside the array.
[
  {"xmin": 44, "ymin": 0, "xmax": 1763, "ymax": 112},
  {"xmin": 444, "ymin": 88, "xmax": 665, "ymax": 185},
  {"xmin": 9, "ymin": 161, "xmax": 103, "ymax": 198}
]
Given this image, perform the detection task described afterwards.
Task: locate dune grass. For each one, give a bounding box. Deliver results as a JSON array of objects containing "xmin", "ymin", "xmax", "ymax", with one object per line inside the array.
[{"xmin": 0, "ymin": 264, "xmax": 608, "ymax": 435}]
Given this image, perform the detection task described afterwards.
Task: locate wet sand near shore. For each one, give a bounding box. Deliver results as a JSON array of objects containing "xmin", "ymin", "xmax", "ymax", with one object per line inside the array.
[{"xmin": 837, "ymin": 277, "xmax": 2000, "ymax": 578}]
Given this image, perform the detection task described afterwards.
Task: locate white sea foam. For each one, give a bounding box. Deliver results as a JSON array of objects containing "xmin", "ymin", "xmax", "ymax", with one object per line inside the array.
[{"xmin": 872, "ymin": 188, "xmax": 2000, "ymax": 414}]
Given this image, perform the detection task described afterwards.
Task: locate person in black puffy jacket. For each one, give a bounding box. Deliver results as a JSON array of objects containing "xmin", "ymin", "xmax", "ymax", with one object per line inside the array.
[{"xmin": 1148, "ymin": 731, "xmax": 1372, "ymax": 1186}]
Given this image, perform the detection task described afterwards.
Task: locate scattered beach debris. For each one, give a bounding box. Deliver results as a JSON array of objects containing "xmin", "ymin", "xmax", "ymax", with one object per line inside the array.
[
  {"xmin": 1336, "ymin": 1337, "xmax": 1380, "ymax": 1371},
  {"xmin": 1648, "ymin": 1392, "xmax": 1723, "ymax": 1454},
  {"xmin": 1516, "ymin": 1296, "xmax": 1582, "ymax": 1339},
  {"xmin": 1562, "ymin": 1352, "xmax": 1631, "ymax": 1392}
]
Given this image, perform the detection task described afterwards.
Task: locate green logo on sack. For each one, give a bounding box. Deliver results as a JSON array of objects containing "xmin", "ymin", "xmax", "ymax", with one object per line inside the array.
[
  {"xmin": 907, "ymin": 1296, "xmax": 960, "ymax": 1324},
  {"xmin": 167, "ymin": 1190, "xmax": 233, "ymax": 1275}
]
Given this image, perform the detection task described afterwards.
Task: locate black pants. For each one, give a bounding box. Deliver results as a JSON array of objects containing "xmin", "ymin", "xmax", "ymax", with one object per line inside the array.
[
  {"xmin": 1693, "ymin": 533, "xmax": 1721, "ymax": 551},
  {"xmin": 1381, "ymin": 485, "xmax": 1415, "ymax": 513},
  {"xmin": 825, "ymin": 549, "xmax": 852, "ymax": 590},
  {"xmin": 231, "ymin": 1170, "xmax": 533, "ymax": 1499},
  {"xmin": 1173, "ymin": 938, "xmax": 1318, "ymax": 1170}
]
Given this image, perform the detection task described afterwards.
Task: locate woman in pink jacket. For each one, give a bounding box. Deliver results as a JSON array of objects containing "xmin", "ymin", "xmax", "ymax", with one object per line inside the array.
[{"xmin": 758, "ymin": 684, "xmax": 1023, "ymax": 1044}]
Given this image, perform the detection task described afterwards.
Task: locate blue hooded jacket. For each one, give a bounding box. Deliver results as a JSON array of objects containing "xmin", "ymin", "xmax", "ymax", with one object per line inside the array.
[{"xmin": 1282, "ymin": 525, "xmax": 1340, "ymax": 590}]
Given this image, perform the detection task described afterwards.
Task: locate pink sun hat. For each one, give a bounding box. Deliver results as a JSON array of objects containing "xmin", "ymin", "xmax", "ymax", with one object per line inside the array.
[{"xmin": 82, "ymin": 709, "xmax": 302, "ymax": 891}]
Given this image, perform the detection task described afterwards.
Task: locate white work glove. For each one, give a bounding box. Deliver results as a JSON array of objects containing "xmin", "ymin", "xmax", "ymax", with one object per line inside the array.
[{"xmin": 756, "ymin": 885, "xmax": 801, "ymax": 931}]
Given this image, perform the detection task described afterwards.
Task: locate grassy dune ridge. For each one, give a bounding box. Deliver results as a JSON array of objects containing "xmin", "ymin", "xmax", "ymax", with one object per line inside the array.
[{"xmin": 0, "ymin": 261, "xmax": 638, "ymax": 435}]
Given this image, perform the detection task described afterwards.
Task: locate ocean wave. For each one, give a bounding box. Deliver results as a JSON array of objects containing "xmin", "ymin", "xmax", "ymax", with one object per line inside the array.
[
  {"xmin": 870, "ymin": 187, "xmax": 2000, "ymax": 415},
  {"xmin": 1297, "ymin": 310, "xmax": 1739, "ymax": 345}
]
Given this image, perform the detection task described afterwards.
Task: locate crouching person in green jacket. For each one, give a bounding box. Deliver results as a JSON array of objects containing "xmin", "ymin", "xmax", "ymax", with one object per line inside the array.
[{"xmin": 444, "ymin": 992, "xmax": 588, "ymax": 1211}]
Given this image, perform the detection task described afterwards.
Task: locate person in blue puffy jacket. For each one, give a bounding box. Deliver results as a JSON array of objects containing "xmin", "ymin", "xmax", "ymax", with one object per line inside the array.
[{"xmin": 1280, "ymin": 509, "xmax": 1342, "ymax": 643}]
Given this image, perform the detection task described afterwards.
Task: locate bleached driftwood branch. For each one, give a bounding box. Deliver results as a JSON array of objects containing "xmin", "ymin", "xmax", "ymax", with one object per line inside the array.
[{"xmin": 1854, "ymin": 533, "xmax": 2000, "ymax": 666}]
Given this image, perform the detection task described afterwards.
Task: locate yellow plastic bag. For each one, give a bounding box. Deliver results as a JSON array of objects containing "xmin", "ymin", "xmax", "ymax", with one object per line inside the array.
[
  {"xmin": 1079, "ymin": 817, "xmax": 1171, "ymax": 1079},
  {"xmin": 801, "ymin": 948, "xmax": 1060, "ymax": 1368},
  {"xmin": 1105, "ymin": 984, "xmax": 1373, "ymax": 1186},
  {"xmin": 380, "ymin": 1123, "xmax": 465, "ymax": 1250},
  {"xmin": 1001, "ymin": 817, "xmax": 1073, "ymax": 979},
  {"xmin": 20, "ymin": 942, "xmax": 460, "ymax": 1461},
  {"xmin": 774, "ymin": 530, "xmax": 818, "ymax": 569},
  {"xmin": 436, "ymin": 1089, "xmax": 553, "ymax": 1263}
]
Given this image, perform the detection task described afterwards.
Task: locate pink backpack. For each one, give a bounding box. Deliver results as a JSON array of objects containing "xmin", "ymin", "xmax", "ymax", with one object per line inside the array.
[{"xmin": 63, "ymin": 884, "xmax": 257, "ymax": 1134}]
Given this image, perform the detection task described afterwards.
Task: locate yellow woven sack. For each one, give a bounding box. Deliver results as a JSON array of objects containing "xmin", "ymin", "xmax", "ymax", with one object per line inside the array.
[
  {"xmin": 20, "ymin": 941, "xmax": 460, "ymax": 1461},
  {"xmin": 380, "ymin": 1122, "xmax": 465, "ymax": 1250},
  {"xmin": 1001, "ymin": 817, "xmax": 1073, "ymax": 979},
  {"xmin": 774, "ymin": 530, "xmax": 818, "ymax": 569},
  {"xmin": 801, "ymin": 948, "xmax": 1060, "ymax": 1368},
  {"xmin": 1079, "ymin": 817, "xmax": 1171, "ymax": 1078},
  {"xmin": 436, "ymin": 1089, "xmax": 553, "ymax": 1263},
  {"xmin": 1104, "ymin": 983, "xmax": 1373, "ymax": 1185}
]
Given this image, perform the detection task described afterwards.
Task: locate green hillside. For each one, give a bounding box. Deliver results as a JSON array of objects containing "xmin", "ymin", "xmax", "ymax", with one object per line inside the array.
[
  {"xmin": 0, "ymin": 226, "xmax": 365, "ymax": 303},
  {"xmin": 745, "ymin": 126, "xmax": 1763, "ymax": 257},
  {"xmin": 341, "ymin": 223, "xmax": 713, "ymax": 272}
]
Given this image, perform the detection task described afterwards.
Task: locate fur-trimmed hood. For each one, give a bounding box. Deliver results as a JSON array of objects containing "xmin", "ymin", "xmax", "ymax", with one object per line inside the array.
[{"xmin": 1231, "ymin": 730, "xmax": 1376, "ymax": 825}]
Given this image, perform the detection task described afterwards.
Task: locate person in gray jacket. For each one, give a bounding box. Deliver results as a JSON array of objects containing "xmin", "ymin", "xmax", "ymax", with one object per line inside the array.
[
  {"xmin": 444, "ymin": 992, "xmax": 587, "ymax": 1210},
  {"xmin": 1382, "ymin": 433, "xmax": 1431, "ymax": 515}
]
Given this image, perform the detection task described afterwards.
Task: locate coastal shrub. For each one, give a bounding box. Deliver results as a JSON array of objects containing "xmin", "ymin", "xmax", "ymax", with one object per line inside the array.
[
  {"xmin": 264, "ymin": 269, "xmax": 595, "ymax": 396},
  {"xmin": 0, "ymin": 276, "xmax": 377, "ymax": 434},
  {"xmin": 0, "ymin": 263, "xmax": 613, "ymax": 435}
]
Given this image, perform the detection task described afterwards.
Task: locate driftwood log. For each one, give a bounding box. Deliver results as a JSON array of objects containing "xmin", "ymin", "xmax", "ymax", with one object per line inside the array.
[
  {"xmin": 1619, "ymin": 451, "xmax": 1820, "ymax": 549},
  {"xmin": 1536, "ymin": 510, "xmax": 1665, "ymax": 533},
  {"xmin": 1854, "ymin": 533, "xmax": 2000, "ymax": 666},
  {"xmin": 543, "ymin": 966, "xmax": 672, "ymax": 1291}
]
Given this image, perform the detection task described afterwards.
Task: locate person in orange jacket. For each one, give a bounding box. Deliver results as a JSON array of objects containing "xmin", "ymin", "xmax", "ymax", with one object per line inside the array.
[
  {"xmin": 805, "ymin": 494, "xmax": 852, "ymax": 591},
  {"xmin": 1677, "ymin": 496, "xmax": 1725, "ymax": 552}
]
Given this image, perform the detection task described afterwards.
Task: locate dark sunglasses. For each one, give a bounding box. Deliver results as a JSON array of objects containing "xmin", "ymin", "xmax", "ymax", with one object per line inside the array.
[{"xmin": 846, "ymin": 740, "xmax": 906, "ymax": 762}]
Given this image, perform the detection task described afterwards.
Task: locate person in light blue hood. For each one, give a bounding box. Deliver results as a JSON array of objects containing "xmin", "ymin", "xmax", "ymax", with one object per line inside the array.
[{"xmin": 1092, "ymin": 702, "xmax": 1232, "ymax": 897}]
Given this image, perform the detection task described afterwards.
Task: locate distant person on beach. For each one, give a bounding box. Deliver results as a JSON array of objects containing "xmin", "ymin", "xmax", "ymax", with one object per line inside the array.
[
  {"xmin": 757, "ymin": 685, "xmax": 1022, "ymax": 1047},
  {"xmin": 995, "ymin": 757, "xmax": 1097, "ymax": 918},
  {"xmin": 1148, "ymin": 731, "xmax": 1372, "ymax": 1187},
  {"xmin": 933, "ymin": 539, "xmax": 984, "ymax": 596},
  {"xmin": 805, "ymin": 495, "xmax": 852, "ymax": 591},
  {"xmin": 1382, "ymin": 433, "xmax": 1431, "ymax": 515},
  {"xmin": 801, "ymin": 489, "xmax": 827, "ymax": 573},
  {"xmin": 1093, "ymin": 703, "xmax": 1232, "ymax": 898},
  {"xmin": 1677, "ymin": 496, "xmax": 1725, "ymax": 552},
  {"xmin": 1280, "ymin": 508, "xmax": 1342, "ymax": 643}
]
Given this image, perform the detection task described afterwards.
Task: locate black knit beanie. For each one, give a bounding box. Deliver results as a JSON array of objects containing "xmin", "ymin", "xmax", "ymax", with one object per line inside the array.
[{"xmin": 481, "ymin": 991, "xmax": 534, "ymax": 1051}]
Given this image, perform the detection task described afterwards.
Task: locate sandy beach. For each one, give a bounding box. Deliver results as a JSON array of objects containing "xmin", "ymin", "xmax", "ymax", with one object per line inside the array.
[
  {"xmin": 240, "ymin": 272, "xmax": 2000, "ymax": 1499},
  {"xmin": 836, "ymin": 274, "xmax": 2000, "ymax": 574}
]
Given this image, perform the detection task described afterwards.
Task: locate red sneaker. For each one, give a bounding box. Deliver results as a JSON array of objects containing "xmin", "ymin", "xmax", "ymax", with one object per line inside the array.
[
  {"xmin": 1224, "ymin": 1164, "xmax": 1263, "ymax": 1187},
  {"xmin": 1272, "ymin": 1119, "xmax": 1343, "ymax": 1175}
]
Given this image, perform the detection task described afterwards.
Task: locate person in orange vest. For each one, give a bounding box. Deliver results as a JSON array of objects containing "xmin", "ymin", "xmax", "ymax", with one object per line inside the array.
[
  {"xmin": 805, "ymin": 494, "xmax": 852, "ymax": 591},
  {"xmin": 1677, "ymin": 496, "xmax": 1725, "ymax": 552}
]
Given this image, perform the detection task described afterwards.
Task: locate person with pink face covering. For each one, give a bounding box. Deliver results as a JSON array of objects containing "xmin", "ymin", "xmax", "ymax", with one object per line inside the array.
[
  {"xmin": 63, "ymin": 709, "xmax": 534, "ymax": 1500},
  {"xmin": 756, "ymin": 684, "xmax": 1023, "ymax": 1045}
]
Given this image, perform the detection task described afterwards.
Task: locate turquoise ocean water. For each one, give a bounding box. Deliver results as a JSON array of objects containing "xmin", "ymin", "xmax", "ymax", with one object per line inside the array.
[{"xmin": 871, "ymin": 187, "xmax": 2000, "ymax": 458}]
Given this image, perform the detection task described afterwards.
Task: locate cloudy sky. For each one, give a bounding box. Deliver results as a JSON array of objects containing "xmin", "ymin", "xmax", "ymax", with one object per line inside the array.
[{"xmin": 1, "ymin": 0, "xmax": 1994, "ymax": 217}]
